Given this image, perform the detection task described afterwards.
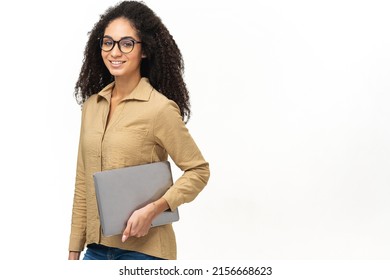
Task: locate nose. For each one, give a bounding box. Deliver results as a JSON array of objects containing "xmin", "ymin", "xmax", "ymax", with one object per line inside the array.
[{"xmin": 110, "ymin": 42, "xmax": 122, "ymax": 57}]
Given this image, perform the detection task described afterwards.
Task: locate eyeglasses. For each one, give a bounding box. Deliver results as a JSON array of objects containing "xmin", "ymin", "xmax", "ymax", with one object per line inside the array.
[{"xmin": 100, "ymin": 36, "xmax": 142, "ymax": 54}]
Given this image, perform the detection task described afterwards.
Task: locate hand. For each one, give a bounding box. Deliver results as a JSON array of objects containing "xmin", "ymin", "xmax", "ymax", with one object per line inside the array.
[
  {"xmin": 122, "ymin": 203, "xmax": 156, "ymax": 242},
  {"xmin": 122, "ymin": 198, "xmax": 170, "ymax": 242},
  {"xmin": 68, "ymin": 251, "xmax": 81, "ymax": 260}
]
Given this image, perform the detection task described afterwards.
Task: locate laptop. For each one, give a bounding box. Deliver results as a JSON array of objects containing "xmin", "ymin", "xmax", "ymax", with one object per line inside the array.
[{"xmin": 93, "ymin": 161, "xmax": 179, "ymax": 236}]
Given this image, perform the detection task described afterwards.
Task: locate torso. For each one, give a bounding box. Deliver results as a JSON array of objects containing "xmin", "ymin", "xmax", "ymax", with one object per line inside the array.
[{"xmin": 107, "ymin": 98, "xmax": 120, "ymax": 125}]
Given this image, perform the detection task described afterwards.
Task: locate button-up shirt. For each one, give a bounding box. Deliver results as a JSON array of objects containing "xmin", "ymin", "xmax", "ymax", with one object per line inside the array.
[{"xmin": 69, "ymin": 78, "xmax": 210, "ymax": 259}]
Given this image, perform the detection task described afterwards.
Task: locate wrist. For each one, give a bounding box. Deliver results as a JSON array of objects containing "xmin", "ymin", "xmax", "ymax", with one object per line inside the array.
[
  {"xmin": 148, "ymin": 202, "xmax": 157, "ymax": 218},
  {"xmin": 68, "ymin": 251, "xmax": 81, "ymax": 260}
]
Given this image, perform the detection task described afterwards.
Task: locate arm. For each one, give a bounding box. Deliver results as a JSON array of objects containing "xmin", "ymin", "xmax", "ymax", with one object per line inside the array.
[
  {"xmin": 122, "ymin": 100, "xmax": 210, "ymax": 241},
  {"xmin": 155, "ymin": 101, "xmax": 210, "ymax": 211},
  {"xmin": 68, "ymin": 109, "xmax": 88, "ymax": 256}
]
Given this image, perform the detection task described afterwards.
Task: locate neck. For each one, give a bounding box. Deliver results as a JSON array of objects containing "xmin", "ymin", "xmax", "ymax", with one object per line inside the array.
[{"xmin": 112, "ymin": 73, "xmax": 142, "ymax": 100}]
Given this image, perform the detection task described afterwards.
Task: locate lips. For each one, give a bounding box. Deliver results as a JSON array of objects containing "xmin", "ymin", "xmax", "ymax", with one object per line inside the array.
[{"xmin": 109, "ymin": 60, "xmax": 126, "ymax": 67}]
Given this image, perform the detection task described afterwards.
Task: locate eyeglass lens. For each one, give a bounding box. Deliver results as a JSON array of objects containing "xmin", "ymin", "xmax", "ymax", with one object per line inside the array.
[{"xmin": 101, "ymin": 37, "xmax": 135, "ymax": 53}]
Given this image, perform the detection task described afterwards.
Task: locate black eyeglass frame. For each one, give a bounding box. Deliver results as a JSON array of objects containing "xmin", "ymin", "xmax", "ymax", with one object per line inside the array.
[{"xmin": 99, "ymin": 36, "xmax": 142, "ymax": 54}]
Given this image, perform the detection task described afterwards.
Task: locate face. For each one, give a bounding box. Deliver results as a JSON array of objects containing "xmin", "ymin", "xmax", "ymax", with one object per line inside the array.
[{"xmin": 101, "ymin": 17, "xmax": 144, "ymax": 79}]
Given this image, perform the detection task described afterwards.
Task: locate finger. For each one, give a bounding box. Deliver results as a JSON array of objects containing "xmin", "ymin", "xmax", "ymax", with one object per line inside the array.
[
  {"xmin": 122, "ymin": 221, "xmax": 132, "ymax": 242},
  {"xmin": 135, "ymin": 231, "xmax": 145, "ymax": 238},
  {"xmin": 131, "ymin": 225, "xmax": 146, "ymax": 238},
  {"xmin": 135, "ymin": 225, "xmax": 150, "ymax": 238},
  {"xmin": 129, "ymin": 219, "xmax": 140, "ymax": 237}
]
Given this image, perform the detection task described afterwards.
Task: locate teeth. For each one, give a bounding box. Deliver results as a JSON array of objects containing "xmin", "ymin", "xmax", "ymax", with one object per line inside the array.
[{"xmin": 111, "ymin": 61, "xmax": 123, "ymax": 65}]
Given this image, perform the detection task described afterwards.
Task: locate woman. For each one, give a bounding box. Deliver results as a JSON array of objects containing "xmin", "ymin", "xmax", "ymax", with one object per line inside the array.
[{"xmin": 68, "ymin": 1, "xmax": 210, "ymax": 260}]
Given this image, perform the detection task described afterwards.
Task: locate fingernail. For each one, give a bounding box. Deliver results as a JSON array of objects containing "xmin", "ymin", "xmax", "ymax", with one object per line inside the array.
[{"xmin": 122, "ymin": 235, "xmax": 127, "ymax": 242}]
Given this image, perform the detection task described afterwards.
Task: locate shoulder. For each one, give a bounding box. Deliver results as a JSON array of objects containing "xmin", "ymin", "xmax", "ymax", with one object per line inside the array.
[
  {"xmin": 147, "ymin": 90, "xmax": 184, "ymax": 128},
  {"xmin": 149, "ymin": 88, "xmax": 180, "ymax": 116},
  {"xmin": 84, "ymin": 94, "xmax": 99, "ymax": 105},
  {"xmin": 82, "ymin": 82, "xmax": 114, "ymax": 111},
  {"xmin": 82, "ymin": 82, "xmax": 113, "ymax": 110},
  {"xmin": 81, "ymin": 94, "xmax": 99, "ymax": 113},
  {"xmin": 128, "ymin": 78, "xmax": 180, "ymax": 115},
  {"xmin": 151, "ymin": 92, "xmax": 182, "ymax": 125}
]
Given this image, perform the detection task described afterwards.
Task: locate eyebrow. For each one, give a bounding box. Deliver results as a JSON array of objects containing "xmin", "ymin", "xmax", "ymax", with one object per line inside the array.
[{"xmin": 103, "ymin": 35, "xmax": 137, "ymax": 41}]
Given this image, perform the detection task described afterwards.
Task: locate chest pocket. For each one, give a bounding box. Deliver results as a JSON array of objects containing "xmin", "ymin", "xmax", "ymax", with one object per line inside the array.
[{"xmin": 102, "ymin": 128, "xmax": 149, "ymax": 168}]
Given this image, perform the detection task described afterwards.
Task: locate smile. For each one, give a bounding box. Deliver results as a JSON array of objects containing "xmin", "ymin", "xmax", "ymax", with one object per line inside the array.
[{"xmin": 109, "ymin": 60, "xmax": 126, "ymax": 66}]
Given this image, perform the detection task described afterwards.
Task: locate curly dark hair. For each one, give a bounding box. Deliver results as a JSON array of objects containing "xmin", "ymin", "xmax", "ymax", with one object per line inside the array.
[{"xmin": 74, "ymin": 0, "xmax": 191, "ymax": 122}]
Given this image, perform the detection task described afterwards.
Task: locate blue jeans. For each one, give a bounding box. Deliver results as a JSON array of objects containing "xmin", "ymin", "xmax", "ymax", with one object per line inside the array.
[{"xmin": 83, "ymin": 243, "xmax": 164, "ymax": 260}]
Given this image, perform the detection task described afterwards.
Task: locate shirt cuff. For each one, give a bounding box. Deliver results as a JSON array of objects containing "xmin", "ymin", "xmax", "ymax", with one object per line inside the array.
[
  {"xmin": 68, "ymin": 234, "xmax": 86, "ymax": 252},
  {"xmin": 162, "ymin": 187, "xmax": 184, "ymax": 211}
]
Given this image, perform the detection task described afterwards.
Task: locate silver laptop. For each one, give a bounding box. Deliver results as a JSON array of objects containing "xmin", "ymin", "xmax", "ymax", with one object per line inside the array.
[{"xmin": 93, "ymin": 161, "xmax": 179, "ymax": 236}]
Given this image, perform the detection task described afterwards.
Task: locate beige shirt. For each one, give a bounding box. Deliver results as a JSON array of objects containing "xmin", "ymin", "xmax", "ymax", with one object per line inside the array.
[{"xmin": 69, "ymin": 78, "xmax": 210, "ymax": 259}]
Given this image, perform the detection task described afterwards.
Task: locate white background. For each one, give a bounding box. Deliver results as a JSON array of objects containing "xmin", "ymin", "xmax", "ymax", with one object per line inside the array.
[{"xmin": 0, "ymin": 0, "xmax": 389, "ymax": 269}]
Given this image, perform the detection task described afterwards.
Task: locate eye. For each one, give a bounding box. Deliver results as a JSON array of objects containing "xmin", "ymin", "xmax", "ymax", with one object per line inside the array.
[
  {"xmin": 103, "ymin": 40, "xmax": 114, "ymax": 46},
  {"xmin": 120, "ymin": 39, "xmax": 134, "ymax": 48}
]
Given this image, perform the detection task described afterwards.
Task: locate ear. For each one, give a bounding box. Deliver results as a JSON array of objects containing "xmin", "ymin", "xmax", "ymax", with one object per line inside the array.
[{"xmin": 142, "ymin": 53, "xmax": 147, "ymax": 58}]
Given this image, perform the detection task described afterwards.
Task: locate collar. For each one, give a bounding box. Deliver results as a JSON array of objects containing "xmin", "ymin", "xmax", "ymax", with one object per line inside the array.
[{"xmin": 97, "ymin": 77, "xmax": 153, "ymax": 103}]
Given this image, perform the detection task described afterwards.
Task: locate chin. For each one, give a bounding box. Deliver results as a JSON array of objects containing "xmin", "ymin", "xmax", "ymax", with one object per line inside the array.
[{"xmin": 109, "ymin": 69, "xmax": 126, "ymax": 77}]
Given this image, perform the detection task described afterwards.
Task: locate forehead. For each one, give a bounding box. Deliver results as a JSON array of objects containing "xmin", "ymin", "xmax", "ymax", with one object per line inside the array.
[{"xmin": 104, "ymin": 17, "xmax": 138, "ymax": 39}]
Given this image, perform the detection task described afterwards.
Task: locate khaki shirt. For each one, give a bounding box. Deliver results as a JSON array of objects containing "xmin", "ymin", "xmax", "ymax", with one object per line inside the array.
[{"xmin": 69, "ymin": 78, "xmax": 210, "ymax": 259}]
